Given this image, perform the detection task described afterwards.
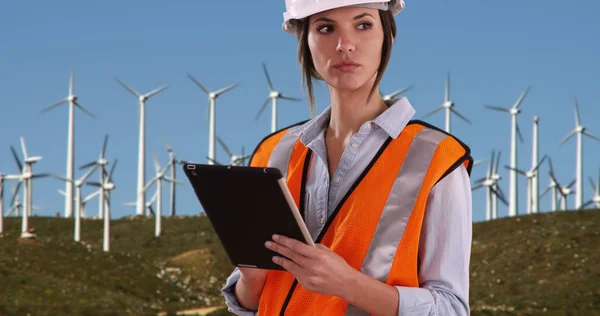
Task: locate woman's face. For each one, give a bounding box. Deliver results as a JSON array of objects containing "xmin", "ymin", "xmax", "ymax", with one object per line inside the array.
[{"xmin": 307, "ymin": 6, "xmax": 384, "ymax": 92}]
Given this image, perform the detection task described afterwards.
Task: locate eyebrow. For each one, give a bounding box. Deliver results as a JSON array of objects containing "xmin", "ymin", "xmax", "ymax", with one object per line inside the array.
[{"xmin": 312, "ymin": 13, "xmax": 375, "ymax": 24}]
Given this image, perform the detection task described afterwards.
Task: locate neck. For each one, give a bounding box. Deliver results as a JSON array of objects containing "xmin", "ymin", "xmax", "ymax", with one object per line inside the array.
[{"xmin": 327, "ymin": 78, "xmax": 387, "ymax": 140}]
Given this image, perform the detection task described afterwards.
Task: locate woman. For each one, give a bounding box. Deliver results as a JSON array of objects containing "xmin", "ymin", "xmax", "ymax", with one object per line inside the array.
[{"xmin": 221, "ymin": 1, "xmax": 473, "ymax": 315}]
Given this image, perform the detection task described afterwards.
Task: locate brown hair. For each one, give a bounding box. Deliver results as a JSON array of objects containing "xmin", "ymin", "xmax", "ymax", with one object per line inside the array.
[{"xmin": 294, "ymin": 9, "xmax": 397, "ymax": 116}]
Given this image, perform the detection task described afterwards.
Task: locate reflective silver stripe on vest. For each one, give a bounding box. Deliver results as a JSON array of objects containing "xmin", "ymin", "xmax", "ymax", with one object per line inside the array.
[
  {"xmin": 267, "ymin": 126, "xmax": 303, "ymax": 178},
  {"xmin": 345, "ymin": 126, "xmax": 447, "ymax": 316}
]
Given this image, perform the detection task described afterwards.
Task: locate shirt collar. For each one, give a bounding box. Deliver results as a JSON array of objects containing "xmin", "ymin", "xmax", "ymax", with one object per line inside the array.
[{"xmin": 293, "ymin": 97, "xmax": 416, "ymax": 144}]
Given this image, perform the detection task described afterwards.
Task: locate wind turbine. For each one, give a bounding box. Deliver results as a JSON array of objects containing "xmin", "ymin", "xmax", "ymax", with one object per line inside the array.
[
  {"xmin": 541, "ymin": 157, "xmax": 559, "ymax": 212},
  {"xmin": 188, "ymin": 73, "xmax": 238, "ymax": 166},
  {"xmin": 256, "ymin": 63, "xmax": 301, "ymax": 133},
  {"xmin": 484, "ymin": 86, "xmax": 530, "ymax": 217},
  {"xmin": 505, "ymin": 155, "xmax": 547, "ymax": 215},
  {"xmin": 144, "ymin": 154, "xmax": 171, "ymax": 237},
  {"xmin": 473, "ymin": 150, "xmax": 507, "ymax": 220},
  {"xmin": 558, "ymin": 98, "xmax": 600, "ymax": 210},
  {"xmin": 423, "ymin": 73, "xmax": 471, "ymax": 133},
  {"xmin": 80, "ymin": 135, "xmax": 110, "ymax": 219},
  {"xmin": 163, "ymin": 138, "xmax": 184, "ymax": 216},
  {"xmin": 582, "ymin": 169, "xmax": 600, "ymax": 209},
  {"xmin": 53, "ymin": 165, "xmax": 98, "ymax": 242},
  {"xmin": 116, "ymin": 79, "xmax": 167, "ymax": 217},
  {"xmin": 88, "ymin": 159, "xmax": 117, "ymax": 252},
  {"xmin": 217, "ymin": 137, "xmax": 251, "ymax": 166},
  {"xmin": 6, "ymin": 138, "xmax": 49, "ymax": 238},
  {"xmin": 381, "ymin": 84, "xmax": 413, "ymax": 101},
  {"xmin": 42, "ymin": 69, "xmax": 95, "ymax": 218}
]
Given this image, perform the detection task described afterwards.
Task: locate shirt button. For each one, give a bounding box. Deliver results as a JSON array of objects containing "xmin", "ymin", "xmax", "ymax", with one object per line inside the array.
[
  {"xmin": 320, "ymin": 217, "xmax": 325, "ymax": 224},
  {"xmin": 367, "ymin": 122, "xmax": 373, "ymax": 129},
  {"xmin": 351, "ymin": 143, "xmax": 358, "ymax": 149},
  {"xmin": 334, "ymin": 177, "xmax": 340, "ymax": 183}
]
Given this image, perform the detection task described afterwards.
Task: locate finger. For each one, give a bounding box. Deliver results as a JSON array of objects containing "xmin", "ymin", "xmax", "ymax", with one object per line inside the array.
[
  {"xmin": 273, "ymin": 255, "xmax": 303, "ymax": 275},
  {"xmin": 272, "ymin": 234, "xmax": 316, "ymax": 258},
  {"xmin": 266, "ymin": 241, "xmax": 310, "ymax": 267}
]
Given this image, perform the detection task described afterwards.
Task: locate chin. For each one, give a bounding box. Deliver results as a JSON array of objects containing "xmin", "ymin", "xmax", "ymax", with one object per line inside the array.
[{"xmin": 327, "ymin": 73, "xmax": 371, "ymax": 92}]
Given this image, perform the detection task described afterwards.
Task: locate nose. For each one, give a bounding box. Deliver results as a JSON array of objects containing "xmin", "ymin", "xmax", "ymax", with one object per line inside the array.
[{"xmin": 336, "ymin": 33, "xmax": 356, "ymax": 52}]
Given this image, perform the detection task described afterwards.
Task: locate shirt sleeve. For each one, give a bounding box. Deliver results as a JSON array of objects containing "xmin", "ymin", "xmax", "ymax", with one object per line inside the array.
[
  {"xmin": 221, "ymin": 267, "xmax": 259, "ymax": 316},
  {"xmin": 395, "ymin": 164, "xmax": 472, "ymax": 315}
]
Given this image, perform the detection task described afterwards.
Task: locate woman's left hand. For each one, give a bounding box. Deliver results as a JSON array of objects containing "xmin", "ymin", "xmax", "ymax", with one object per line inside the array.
[{"xmin": 265, "ymin": 234, "xmax": 357, "ymax": 298}]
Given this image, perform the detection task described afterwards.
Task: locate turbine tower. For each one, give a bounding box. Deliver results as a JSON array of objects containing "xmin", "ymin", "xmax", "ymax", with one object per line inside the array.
[
  {"xmin": 256, "ymin": 63, "xmax": 301, "ymax": 133},
  {"xmin": 0, "ymin": 173, "xmax": 5, "ymax": 234},
  {"xmin": 558, "ymin": 98, "xmax": 600, "ymax": 209},
  {"xmin": 423, "ymin": 73, "xmax": 471, "ymax": 133},
  {"xmin": 143, "ymin": 154, "xmax": 171, "ymax": 237},
  {"xmin": 116, "ymin": 79, "xmax": 167, "ymax": 216},
  {"xmin": 42, "ymin": 69, "xmax": 95, "ymax": 218},
  {"xmin": 484, "ymin": 86, "xmax": 530, "ymax": 217},
  {"xmin": 541, "ymin": 157, "xmax": 559, "ymax": 212},
  {"xmin": 188, "ymin": 73, "xmax": 238, "ymax": 166},
  {"xmin": 531, "ymin": 116, "xmax": 541, "ymax": 213}
]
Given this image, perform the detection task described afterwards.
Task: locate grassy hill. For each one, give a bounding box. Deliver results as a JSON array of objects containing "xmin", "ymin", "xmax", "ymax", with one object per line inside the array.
[{"xmin": 0, "ymin": 209, "xmax": 598, "ymax": 315}]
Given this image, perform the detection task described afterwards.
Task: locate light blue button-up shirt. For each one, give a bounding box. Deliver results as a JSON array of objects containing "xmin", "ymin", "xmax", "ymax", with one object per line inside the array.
[{"xmin": 221, "ymin": 97, "xmax": 472, "ymax": 315}]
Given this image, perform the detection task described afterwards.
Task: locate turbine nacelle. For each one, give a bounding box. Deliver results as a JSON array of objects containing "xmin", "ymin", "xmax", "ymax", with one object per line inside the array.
[
  {"xmin": 509, "ymin": 108, "xmax": 520, "ymax": 115},
  {"xmin": 68, "ymin": 95, "xmax": 77, "ymax": 103},
  {"xmin": 443, "ymin": 101, "xmax": 453, "ymax": 108},
  {"xmin": 576, "ymin": 126, "xmax": 585, "ymax": 133},
  {"xmin": 25, "ymin": 157, "xmax": 42, "ymax": 164},
  {"xmin": 270, "ymin": 91, "xmax": 281, "ymax": 99}
]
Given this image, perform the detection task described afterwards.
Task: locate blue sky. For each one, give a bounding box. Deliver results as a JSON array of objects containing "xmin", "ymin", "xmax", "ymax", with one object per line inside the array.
[{"xmin": 1, "ymin": 0, "xmax": 599, "ymax": 223}]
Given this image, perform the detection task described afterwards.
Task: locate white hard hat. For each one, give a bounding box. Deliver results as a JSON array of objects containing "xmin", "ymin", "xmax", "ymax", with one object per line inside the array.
[{"xmin": 282, "ymin": 0, "xmax": 405, "ymax": 34}]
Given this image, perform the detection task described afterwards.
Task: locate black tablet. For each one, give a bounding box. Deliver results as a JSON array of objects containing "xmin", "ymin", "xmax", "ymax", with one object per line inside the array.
[{"xmin": 182, "ymin": 163, "xmax": 315, "ymax": 270}]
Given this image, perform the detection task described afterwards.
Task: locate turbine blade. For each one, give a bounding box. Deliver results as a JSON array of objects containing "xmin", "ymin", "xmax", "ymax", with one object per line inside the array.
[
  {"xmin": 20, "ymin": 137, "xmax": 29, "ymax": 159},
  {"xmin": 215, "ymin": 83, "xmax": 238, "ymax": 96},
  {"xmin": 217, "ymin": 137, "xmax": 233, "ymax": 157},
  {"xmin": 255, "ymin": 98, "xmax": 271, "ymax": 121},
  {"xmin": 101, "ymin": 134, "xmax": 109, "ymax": 158},
  {"xmin": 581, "ymin": 200, "xmax": 594, "ymax": 209},
  {"xmin": 494, "ymin": 151, "xmax": 502, "ymax": 174},
  {"xmin": 58, "ymin": 189, "xmax": 66, "ymax": 196},
  {"xmin": 488, "ymin": 150, "xmax": 495, "ymax": 178},
  {"xmin": 280, "ymin": 95, "xmax": 301, "ymax": 101},
  {"xmin": 384, "ymin": 84, "xmax": 413, "ymax": 99},
  {"xmin": 588, "ymin": 176, "xmax": 596, "ymax": 192},
  {"xmin": 163, "ymin": 136, "xmax": 173, "ymax": 152},
  {"xmin": 115, "ymin": 78, "xmax": 141, "ymax": 97},
  {"xmin": 445, "ymin": 72, "xmax": 450, "ymax": 102},
  {"xmin": 451, "ymin": 108, "xmax": 472, "ymax": 124},
  {"xmin": 423, "ymin": 105, "xmax": 443, "ymax": 118},
  {"xmin": 505, "ymin": 165, "xmax": 527, "ymax": 176},
  {"xmin": 496, "ymin": 185, "xmax": 507, "ymax": 201},
  {"xmin": 80, "ymin": 165, "xmax": 98, "ymax": 183},
  {"xmin": 187, "ymin": 73, "xmax": 210, "ymax": 94},
  {"xmin": 540, "ymin": 186, "xmax": 550, "ymax": 198},
  {"xmin": 559, "ymin": 129, "xmax": 577, "ymax": 146},
  {"xmin": 87, "ymin": 182, "xmax": 102, "ymax": 187},
  {"xmin": 583, "ymin": 131, "xmax": 600, "ymax": 142},
  {"xmin": 516, "ymin": 123, "xmax": 524, "ymax": 143},
  {"xmin": 49, "ymin": 173, "xmax": 71, "ymax": 182},
  {"xmin": 548, "ymin": 157, "xmax": 555, "ymax": 174},
  {"xmin": 107, "ymin": 159, "xmax": 118, "ymax": 182},
  {"xmin": 491, "ymin": 187, "xmax": 508, "ymax": 206},
  {"xmin": 484, "ymin": 105, "xmax": 510, "ymax": 113},
  {"xmin": 262, "ymin": 62, "xmax": 274, "ymax": 92},
  {"xmin": 471, "ymin": 184, "xmax": 484, "ymax": 191},
  {"xmin": 574, "ymin": 97, "xmax": 581, "ymax": 127},
  {"xmin": 533, "ymin": 155, "xmax": 547, "ymax": 172},
  {"xmin": 10, "ymin": 146, "xmax": 23, "ymax": 171},
  {"xmin": 153, "ymin": 153, "xmax": 161, "ymax": 172},
  {"xmin": 567, "ymin": 179, "xmax": 576, "ymax": 188},
  {"xmin": 145, "ymin": 85, "xmax": 168, "ymax": 99},
  {"xmin": 10, "ymin": 181, "xmax": 22, "ymax": 206},
  {"xmin": 513, "ymin": 86, "xmax": 531, "ymax": 109},
  {"xmin": 41, "ymin": 98, "xmax": 68, "ymax": 113},
  {"xmin": 74, "ymin": 101, "xmax": 96, "ymax": 119},
  {"xmin": 79, "ymin": 161, "xmax": 97, "ymax": 170}
]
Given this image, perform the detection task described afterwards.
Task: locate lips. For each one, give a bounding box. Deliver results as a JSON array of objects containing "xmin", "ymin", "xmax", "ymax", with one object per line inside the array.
[{"xmin": 333, "ymin": 60, "xmax": 360, "ymax": 68}]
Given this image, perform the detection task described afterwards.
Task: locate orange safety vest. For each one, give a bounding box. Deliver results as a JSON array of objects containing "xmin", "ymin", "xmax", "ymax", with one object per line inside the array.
[{"xmin": 249, "ymin": 120, "xmax": 472, "ymax": 316}]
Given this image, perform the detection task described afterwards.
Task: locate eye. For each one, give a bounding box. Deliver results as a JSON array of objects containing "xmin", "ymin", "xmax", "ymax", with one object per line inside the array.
[
  {"xmin": 317, "ymin": 25, "xmax": 333, "ymax": 34},
  {"xmin": 357, "ymin": 22, "xmax": 372, "ymax": 30}
]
